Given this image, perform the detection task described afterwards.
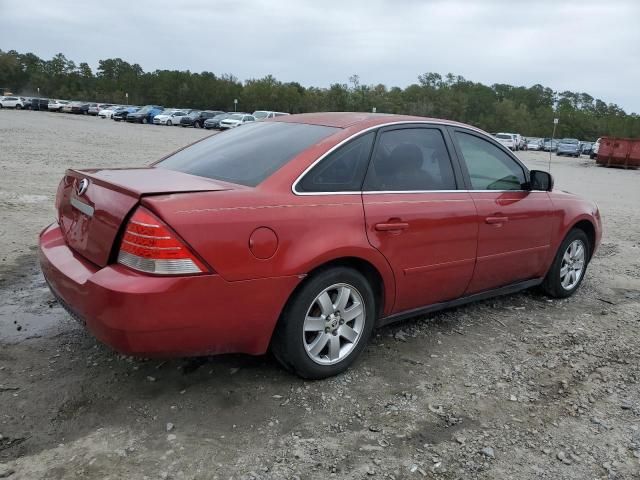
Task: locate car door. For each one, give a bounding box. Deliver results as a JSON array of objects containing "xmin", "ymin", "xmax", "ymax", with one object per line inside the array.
[
  {"xmin": 362, "ymin": 125, "xmax": 478, "ymax": 313},
  {"xmin": 450, "ymin": 128, "xmax": 553, "ymax": 293}
]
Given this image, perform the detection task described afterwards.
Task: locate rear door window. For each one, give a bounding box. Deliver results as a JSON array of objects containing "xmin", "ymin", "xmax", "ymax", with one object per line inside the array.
[{"xmin": 364, "ymin": 128, "xmax": 457, "ymax": 191}]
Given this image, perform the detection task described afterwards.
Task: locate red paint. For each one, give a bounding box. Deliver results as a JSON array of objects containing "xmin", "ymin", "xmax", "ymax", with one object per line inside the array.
[
  {"xmin": 249, "ymin": 227, "xmax": 279, "ymax": 260},
  {"xmin": 39, "ymin": 113, "xmax": 602, "ymax": 358}
]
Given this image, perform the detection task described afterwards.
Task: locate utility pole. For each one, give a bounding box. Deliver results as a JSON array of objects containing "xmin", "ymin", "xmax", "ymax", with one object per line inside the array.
[{"xmin": 549, "ymin": 117, "xmax": 558, "ymax": 172}]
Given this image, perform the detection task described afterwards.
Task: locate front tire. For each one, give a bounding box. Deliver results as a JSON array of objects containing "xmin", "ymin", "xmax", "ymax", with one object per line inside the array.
[
  {"xmin": 271, "ymin": 267, "xmax": 376, "ymax": 379},
  {"xmin": 541, "ymin": 229, "xmax": 590, "ymax": 298},
  {"xmin": 167, "ymin": 120, "xmax": 172, "ymax": 126},
  {"xmin": 142, "ymin": 117, "xmax": 148, "ymax": 124}
]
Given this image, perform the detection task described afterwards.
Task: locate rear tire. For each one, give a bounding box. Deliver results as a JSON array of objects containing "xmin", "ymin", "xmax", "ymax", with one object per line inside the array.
[
  {"xmin": 271, "ymin": 267, "xmax": 376, "ymax": 379},
  {"xmin": 541, "ymin": 229, "xmax": 590, "ymax": 298},
  {"xmin": 195, "ymin": 121, "xmax": 201, "ymax": 128}
]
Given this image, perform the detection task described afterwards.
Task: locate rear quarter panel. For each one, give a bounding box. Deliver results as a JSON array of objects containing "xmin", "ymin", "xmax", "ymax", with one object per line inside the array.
[{"xmin": 143, "ymin": 190, "xmax": 397, "ymax": 316}]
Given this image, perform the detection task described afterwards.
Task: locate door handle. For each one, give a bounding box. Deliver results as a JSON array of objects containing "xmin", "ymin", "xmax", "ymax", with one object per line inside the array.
[
  {"xmin": 375, "ymin": 222, "xmax": 409, "ymax": 232},
  {"xmin": 485, "ymin": 216, "xmax": 509, "ymax": 225}
]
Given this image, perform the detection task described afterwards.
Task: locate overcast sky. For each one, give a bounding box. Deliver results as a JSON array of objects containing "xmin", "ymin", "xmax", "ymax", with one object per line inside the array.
[{"xmin": 1, "ymin": 0, "xmax": 639, "ymax": 112}]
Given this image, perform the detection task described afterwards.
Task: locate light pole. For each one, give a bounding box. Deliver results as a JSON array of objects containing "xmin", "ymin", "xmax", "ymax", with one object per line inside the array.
[
  {"xmin": 233, "ymin": 98, "xmax": 238, "ymax": 112},
  {"xmin": 549, "ymin": 117, "xmax": 558, "ymax": 172},
  {"xmin": 37, "ymin": 87, "xmax": 40, "ymax": 97},
  {"xmin": 125, "ymin": 92, "xmax": 129, "ymax": 105}
]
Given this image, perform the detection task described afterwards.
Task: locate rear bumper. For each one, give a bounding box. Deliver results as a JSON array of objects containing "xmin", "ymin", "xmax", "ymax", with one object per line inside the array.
[{"xmin": 39, "ymin": 222, "xmax": 301, "ymax": 357}]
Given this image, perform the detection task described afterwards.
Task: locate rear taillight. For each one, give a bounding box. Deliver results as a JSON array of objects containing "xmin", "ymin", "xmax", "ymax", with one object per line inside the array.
[{"xmin": 117, "ymin": 207, "xmax": 207, "ymax": 275}]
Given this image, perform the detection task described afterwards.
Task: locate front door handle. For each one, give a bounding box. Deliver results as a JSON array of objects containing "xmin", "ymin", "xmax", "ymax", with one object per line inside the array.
[
  {"xmin": 375, "ymin": 222, "xmax": 409, "ymax": 232},
  {"xmin": 485, "ymin": 216, "xmax": 509, "ymax": 225}
]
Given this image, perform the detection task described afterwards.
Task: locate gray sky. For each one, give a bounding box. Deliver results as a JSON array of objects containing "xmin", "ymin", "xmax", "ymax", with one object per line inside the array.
[{"xmin": 1, "ymin": 0, "xmax": 639, "ymax": 113}]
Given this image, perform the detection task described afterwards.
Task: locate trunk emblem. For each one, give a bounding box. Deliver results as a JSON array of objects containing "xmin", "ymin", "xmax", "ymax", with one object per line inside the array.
[{"xmin": 76, "ymin": 178, "xmax": 89, "ymax": 196}]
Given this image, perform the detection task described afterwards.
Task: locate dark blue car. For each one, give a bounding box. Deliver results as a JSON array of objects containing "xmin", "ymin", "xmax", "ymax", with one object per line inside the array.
[
  {"xmin": 112, "ymin": 106, "xmax": 139, "ymax": 122},
  {"xmin": 126, "ymin": 105, "xmax": 164, "ymax": 124},
  {"xmin": 556, "ymin": 138, "xmax": 581, "ymax": 157}
]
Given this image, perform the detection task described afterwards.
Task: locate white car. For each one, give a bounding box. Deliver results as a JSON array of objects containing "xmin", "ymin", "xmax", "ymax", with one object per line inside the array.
[
  {"xmin": 219, "ymin": 113, "xmax": 256, "ymax": 129},
  {"xmin": 495, "ymin": 133, "xmax": 517, "ymax": 151},
  {"xmin": 98, "ymin": 105, "xmax": 120, "ymax": 119},
  {"xmin": 0, "ymin": 96, "xmax": 26, "ymax": 109},
  {"xmin": 48, "ymin": 99, "xmax": 70, "ymax": 112},
  {"xmin": 252, "ymin": 110, "xmax": 290, "ymax": 120},
  {"xmin": 590, "ymin": 138, "xmax": 601, "ymax": 159},
  {"xmin": 526, "ymin": 138, "xmax": 543, "ymax": 151},
  {"xmin": 514, "ymin": 133, "xmax": 525, "ymax": 150},
  {"xmin": 153, "ymin": 110, "xmax": 188, "ymax": 126}
]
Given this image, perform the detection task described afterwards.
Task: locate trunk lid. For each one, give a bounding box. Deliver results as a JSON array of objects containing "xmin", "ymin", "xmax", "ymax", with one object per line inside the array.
[{"xmin": 57, "ymin": 167, "xmax": 231, "ymax": 267}]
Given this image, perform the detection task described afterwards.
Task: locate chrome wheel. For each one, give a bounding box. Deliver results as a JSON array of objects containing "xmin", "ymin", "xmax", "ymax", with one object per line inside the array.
[
  {"xmin": 303, "ymin": 283, "xmax": 365, "ymax": 365},
  {"xmin": 560, "ymin": 239, "xmax": 586, "ymax": 290}
]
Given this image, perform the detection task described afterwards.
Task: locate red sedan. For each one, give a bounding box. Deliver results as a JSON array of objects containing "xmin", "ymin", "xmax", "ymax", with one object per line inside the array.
[{"xmin": 39, "ymin": 113, "xmax": 602, "ymax": 378}]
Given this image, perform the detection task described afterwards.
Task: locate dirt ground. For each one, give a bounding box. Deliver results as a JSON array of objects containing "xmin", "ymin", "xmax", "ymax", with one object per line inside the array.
[{"xmin": 1, "ymin": 110, "xmax": 639, "ymax": 480}]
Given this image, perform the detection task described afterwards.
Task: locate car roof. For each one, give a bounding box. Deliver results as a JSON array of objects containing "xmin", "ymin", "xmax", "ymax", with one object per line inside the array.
[{"xmin": 271, "ymin": 112, "xmax": 483, "ymax": 132}]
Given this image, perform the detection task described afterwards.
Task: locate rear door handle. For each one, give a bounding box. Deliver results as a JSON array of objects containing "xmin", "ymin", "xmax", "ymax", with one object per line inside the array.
[
  {"xmin": 375, "ymin": 222, "xmax": 409, "ymax": 232},
  {"xmin": 485, "ymin": 216, "xmax": 509, "ymax": 225}
]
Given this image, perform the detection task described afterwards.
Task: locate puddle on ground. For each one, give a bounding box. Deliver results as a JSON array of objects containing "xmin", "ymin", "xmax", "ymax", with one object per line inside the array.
[{"xmin": 0, "ymin": 301, "xmax": 77, "ymax": 343}]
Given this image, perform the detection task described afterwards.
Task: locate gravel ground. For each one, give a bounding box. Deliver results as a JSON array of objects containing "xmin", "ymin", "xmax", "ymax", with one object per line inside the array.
[{"xmin": 0, "ymin": 110, "xmax": 639, "ymax": 480}]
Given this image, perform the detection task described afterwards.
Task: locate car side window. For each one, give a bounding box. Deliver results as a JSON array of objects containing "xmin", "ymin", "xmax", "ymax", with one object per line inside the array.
[
  {"xmin": 363, "ymin": 128, "xmax": 457, "ymax": 191},
  {"xmin": 454, "ymin": 131, "xmax": 526, "ymax": 190},
  {"xmin": 297, "ymin": 132, "xmax": 375, "ymax": 193}
]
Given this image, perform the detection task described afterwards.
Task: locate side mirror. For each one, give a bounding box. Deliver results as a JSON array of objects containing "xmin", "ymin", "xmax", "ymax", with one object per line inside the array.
[{"xmin": 529, "ymin": 170, "xmax": 554, "ymax": 191}]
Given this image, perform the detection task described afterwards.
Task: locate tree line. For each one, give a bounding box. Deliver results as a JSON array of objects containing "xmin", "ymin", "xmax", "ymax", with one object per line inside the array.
[{"xmin": 1, "ymin": 49, "xmax": 639, "ymax": 140}]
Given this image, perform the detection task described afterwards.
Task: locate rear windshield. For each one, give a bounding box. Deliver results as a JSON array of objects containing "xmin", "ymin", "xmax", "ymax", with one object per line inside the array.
[
  {"xmin": 157, "ymin": 122, "xmax": 339, "ymax": 187},
  {"xmin": 560, "ymin": 138, "xmax": 579, "ymax": 144},
  {"xmin": 496, "ymin": 134, "xmax": 512, "ymax": 139}
]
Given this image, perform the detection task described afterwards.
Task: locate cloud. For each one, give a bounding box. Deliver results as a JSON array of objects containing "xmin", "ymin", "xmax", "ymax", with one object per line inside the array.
[{"xmin": 1, "ymin": 0, "xmax": 638, "ymax": 112}]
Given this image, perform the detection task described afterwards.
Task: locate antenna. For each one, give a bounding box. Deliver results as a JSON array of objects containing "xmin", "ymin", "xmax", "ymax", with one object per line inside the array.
[{"xmin": 549, "ymin": 117, "xmax": 558, "ymax": 172}]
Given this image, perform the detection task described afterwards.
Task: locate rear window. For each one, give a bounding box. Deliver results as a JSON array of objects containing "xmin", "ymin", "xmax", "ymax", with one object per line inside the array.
[{"xmin": 156, "ymin": 122, "xmax": 339, "ymax": 187}]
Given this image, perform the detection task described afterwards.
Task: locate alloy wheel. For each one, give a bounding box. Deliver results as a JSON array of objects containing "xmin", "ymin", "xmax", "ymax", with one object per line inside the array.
[
  {"xmin": 560, "ymin": 239, "xmax": 586, "ymax": 290},
  {"xmin": 302, "ymin": 283, "xmax": 365, "ymax": 365}
]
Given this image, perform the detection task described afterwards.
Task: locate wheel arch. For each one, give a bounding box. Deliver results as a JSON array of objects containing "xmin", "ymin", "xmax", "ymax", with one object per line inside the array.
[
  {"xmin": 570, "ymin": 219, "xmax": 596, "ymax": 260},
  {"xmin": 269, "ymin": 255, "xmax": 393, "ymax": 352}
]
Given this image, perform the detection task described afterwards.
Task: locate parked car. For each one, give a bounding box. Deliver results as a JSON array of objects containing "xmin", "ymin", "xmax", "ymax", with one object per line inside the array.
[
  {"xmin": 21, "ymin": 97, "xmax": 34, "ymax": 109},
  {"xmin": 126, "ymin": 105, "xmax": 164, "ymax": 124},
  {"xmin": 98, "ymin": 105, "xmax": 120, "ymax": 119},
  {"xmin": 181, "ymin": 110, "xmax": 225, "ymax": 128},
  {"xmin": 0, "ymin": 96, "xmax": 26, "ymax": 109},
  {"xmin": 542, "ymin": 138, "xmax": 558, "ymax": 152},
  {"xmin": 219, "ymin": 113, "xmax": 256, "ymax": 129},
  {"xmin": 495, "ymin": 133, "xmax": 517, "ymax": 151},
  {"xmin": 113, "ymin": 106, "xmax": 139, "ymax": 122},
  {"xmin": 71, "ymin": 102, "xmax": 91, "ymax": 114},
  {"xmin": 29, "ymin": 98, "xmax": 49, "ymax": 111},
  {"xmin": 203, "ymin": 113, "xmax": 232, "ymax": 130},
  {"xmin": 39, "ymin": 112, "xmax": 602, "ymax": 379},
  {"xmin": 590, "ymin": 138, "xmax": 601, "ymax": 159},
  {"xmin": 252, "ymin": 110, "xmax": 290, "ymax": 120},
  {"xmin": 153, "ymin": 110, "xmax": 188, "ymax": 126},
  {"xmin": 556, "ymin": 138, "xmax": 581, "ymax": 157},
  {"xmin": 48, "ymin": 99, "xmax": 70, "ymax": 112},
  {"xmin": 580, "ymin": 142, "xmax": 594, "ymax": 156},
  {"xmin": 88, "ymin": 103, "xmax": 113, "ymax": 115},
  {"xmin": 527, "ymin": 138, "xmax": 543, "ymax": 151}
]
